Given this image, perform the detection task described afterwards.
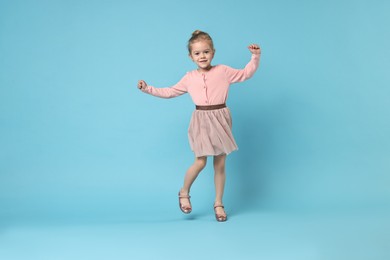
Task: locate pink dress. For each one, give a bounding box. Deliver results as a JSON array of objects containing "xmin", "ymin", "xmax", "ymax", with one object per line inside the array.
[{"xmin": 141, "ymin": 54, "xmax": 260, "ymax": 157}]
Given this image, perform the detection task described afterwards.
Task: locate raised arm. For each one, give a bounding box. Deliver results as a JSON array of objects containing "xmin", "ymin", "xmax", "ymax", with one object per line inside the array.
[
  {"xmin": 224, "ymin": 43, "xmax": 261, "ymax": 83},
  {"xmin": 137, "ymin": 75, "xmax": 188, "ymax": 98}
]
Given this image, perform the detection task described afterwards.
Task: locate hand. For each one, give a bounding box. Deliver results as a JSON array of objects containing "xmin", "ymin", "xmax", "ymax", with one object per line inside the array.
[
  {"xmin": 138, "ymin": 80, "xmax": 147, "ymax": 90},
  {"xmin": 248, "ymin": 44, "xmax": 261, "ymax": 55}
]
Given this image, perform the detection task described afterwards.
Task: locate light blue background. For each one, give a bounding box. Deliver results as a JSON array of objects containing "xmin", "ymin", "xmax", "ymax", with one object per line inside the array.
[{"xmin": 1, "ymin": 0, "xmax": 389, "ymax": 259}]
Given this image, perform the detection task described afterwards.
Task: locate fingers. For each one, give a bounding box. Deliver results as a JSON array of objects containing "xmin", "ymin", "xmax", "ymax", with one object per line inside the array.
[
  {"xmin": 248, "ymin": 43, "xmax": 261, "ymax": 54},
  {"xmin": 137, "ymin": 80, "xmax": 146, "ymax": 89},
  {"xmin": 248, "ymin": 43, "xmax": 260, "ymax": 50}
]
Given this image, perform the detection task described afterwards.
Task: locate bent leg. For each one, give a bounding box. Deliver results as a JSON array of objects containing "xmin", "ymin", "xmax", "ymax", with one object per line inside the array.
[{"xmin": 179, "ymin": 156, "xmax": 207, "ymax": 210}]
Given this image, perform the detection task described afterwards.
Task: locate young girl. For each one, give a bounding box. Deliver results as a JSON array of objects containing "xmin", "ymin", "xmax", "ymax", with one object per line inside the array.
[{"xmin": 137, "ymin": 30, "xmax": 261, "ymax": 222}]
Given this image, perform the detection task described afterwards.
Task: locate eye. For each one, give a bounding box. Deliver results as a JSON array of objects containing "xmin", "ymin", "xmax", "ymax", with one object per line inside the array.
[{"xmin": 194, "ymin": 52, "xmax": 199, "ymax": 56}]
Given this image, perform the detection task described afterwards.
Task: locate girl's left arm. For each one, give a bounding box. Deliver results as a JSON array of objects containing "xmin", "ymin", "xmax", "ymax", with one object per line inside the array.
[{"xmin": 224, "ymin": 44, "xmax": 261, "ymax": 83}]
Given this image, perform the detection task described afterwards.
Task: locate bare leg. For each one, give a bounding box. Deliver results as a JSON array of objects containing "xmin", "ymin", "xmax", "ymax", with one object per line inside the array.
[
  {"xmin": 213, "ymin": 154, "xmax": 227, "ymax": 219},
  {"xmin": 179, "ymin": 156, "xmax": 207, "ymax": 210}
]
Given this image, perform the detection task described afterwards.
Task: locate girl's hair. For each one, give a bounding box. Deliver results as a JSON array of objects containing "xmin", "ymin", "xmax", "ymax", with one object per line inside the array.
[{"xmin": 187, "ymin": 30, "xmax": 214, "ymax": 53}]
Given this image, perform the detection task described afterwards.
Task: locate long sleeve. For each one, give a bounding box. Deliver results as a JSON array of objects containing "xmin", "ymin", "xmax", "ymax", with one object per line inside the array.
[
  {"xmin": 223, "ymin": 54, "xmax": 260, "ymax": 84},
  {"xmin": 141, "ymin": 74, "xmax": 188, "ymax": 98}
]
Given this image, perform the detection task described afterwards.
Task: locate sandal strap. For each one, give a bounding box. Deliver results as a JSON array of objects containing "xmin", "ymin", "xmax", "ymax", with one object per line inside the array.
[{"xmin": 214, "ymin": 205, "xmax": 224, "ymax": 209}]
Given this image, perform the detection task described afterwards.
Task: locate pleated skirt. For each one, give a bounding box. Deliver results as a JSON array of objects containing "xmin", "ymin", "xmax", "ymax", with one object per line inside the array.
[{"xmin": 188, "ymin": 107, "xmax": 238, "ymax": 157}]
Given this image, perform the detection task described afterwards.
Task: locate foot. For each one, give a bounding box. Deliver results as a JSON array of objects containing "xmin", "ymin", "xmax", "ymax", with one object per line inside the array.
[
  {"xmin": 178, "ymin": 190, "xmax": 192, "ymax": 214},
  {"xmin": 214, "ymin": 204, "xmax": 227, "ymax": 222}
]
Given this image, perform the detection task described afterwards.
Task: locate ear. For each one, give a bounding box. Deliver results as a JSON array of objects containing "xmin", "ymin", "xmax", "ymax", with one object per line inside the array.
[
  {"xmin": 210, "ymin": 49, "xmax": 216, "ymax": 59},
  {"xmin": 188, "ymin": 53, "xmax": 194, "ymax": 62}
]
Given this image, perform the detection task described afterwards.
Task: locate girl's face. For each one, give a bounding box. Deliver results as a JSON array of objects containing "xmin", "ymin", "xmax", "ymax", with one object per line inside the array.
[{"xmin": 189, "ymin": 40, "xmax": 215, "ymax": 72}]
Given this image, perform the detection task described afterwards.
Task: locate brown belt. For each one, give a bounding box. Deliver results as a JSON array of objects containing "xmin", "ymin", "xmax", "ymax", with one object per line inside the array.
[{"xmin": 195, "ymin": 103, "xmax": 226, "ymax": 110}]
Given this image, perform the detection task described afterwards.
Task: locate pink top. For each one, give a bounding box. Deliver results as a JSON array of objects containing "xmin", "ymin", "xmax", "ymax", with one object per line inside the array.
[{"xmin": 141, "ymin": 54, "xmax": 260, "ymax": 106}]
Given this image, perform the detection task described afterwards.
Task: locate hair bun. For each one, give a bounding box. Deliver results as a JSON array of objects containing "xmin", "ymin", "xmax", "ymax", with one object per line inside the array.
[
  {"xmin": 192, "ymin": 30, "xmax": 202, "ymax": 36},
  {"xmin": 188, "ymin": 30, "xmax": 213, "ymax": 53}
]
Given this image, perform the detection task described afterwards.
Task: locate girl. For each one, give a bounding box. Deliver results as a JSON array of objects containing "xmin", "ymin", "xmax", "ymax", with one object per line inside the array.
[{"xmin": 137, "ymin": 30, "xmax": 261, "ymax": 222}]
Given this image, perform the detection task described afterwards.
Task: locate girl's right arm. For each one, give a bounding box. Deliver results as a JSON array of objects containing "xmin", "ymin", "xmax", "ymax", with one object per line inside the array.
[{"xmin": 137, "ymin": 76, "xmax": 188, "ymax": 99}]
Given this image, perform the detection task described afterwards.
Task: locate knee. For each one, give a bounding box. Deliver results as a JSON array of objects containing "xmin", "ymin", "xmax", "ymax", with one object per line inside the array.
[
  {"xmin": 214, "ymin": 164, "xmax": 225, "ymax": 174},
  {"xmin": 214, "ymin": 158, "xmax": 226, "ymax": 173},
  {"xmin": 195, "ymin": 157, "xmax": 207, "ymax": 170}
]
